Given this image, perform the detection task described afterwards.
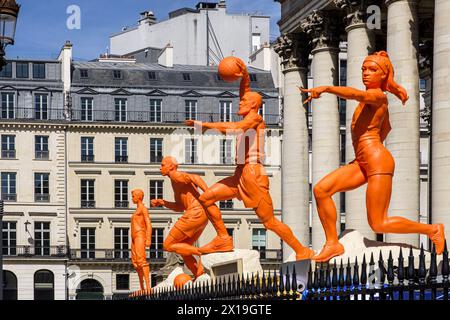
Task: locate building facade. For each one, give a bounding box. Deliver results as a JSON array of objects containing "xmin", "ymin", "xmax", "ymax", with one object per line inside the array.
[{"xmin": 110, "ymin": 1, "xmax": 270, "ymax": 66}]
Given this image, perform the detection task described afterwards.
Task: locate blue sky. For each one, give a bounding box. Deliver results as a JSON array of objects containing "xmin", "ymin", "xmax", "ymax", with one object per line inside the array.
[{"xmin": 7, "ymin": 0, "xmax": 281, "ymax": 61}]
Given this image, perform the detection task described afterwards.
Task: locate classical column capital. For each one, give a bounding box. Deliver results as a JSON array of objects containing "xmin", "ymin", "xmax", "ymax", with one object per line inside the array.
[
  {"xmin": 334, "ymin": 0, "xmax": 378, "ymax": 29},
  {"xmin": 300, "ymin": 10, "xmax": 340, "ymax": 52},
  {"xmin": 273, "ymin": 33, "xmax": 311, "ymax": 72}
]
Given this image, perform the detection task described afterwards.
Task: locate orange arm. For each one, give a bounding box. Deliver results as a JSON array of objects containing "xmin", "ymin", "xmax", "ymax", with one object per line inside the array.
[
  {"xmin": 237, "ymin": 59, "xmax": 251, "ymax": 99},
  {"xmin": 200, "ymin": 113, "xmax": 262, "ymax": 134},
  {"xmin": 188, "ymin": 174, "xmax": 209, "ymax": 192},
  {"xmin": 162, "ymin": 200, "xmax": 184, "ymax": 212},
  {"xmin": 143, "ymin": 206, "xmax": 152, "ymax": 247},
  {"xmin": 324, "ymin": 86, "xmax": 386, "ymax": 105}
]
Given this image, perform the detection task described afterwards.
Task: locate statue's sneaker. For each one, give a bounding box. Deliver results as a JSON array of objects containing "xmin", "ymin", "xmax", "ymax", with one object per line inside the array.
[
  {"xmin": 199, "ymin": 236, "xmax": 234, "ymax": 254},
  {"xmin": 312, "ymin": 242, "xmax": 345, "ymax": 262},
  {"xmin": 430, "ymin": 224, "xmax": 445, "ymax": 255},
  {"xmin": 296, "ymin": 248, "xmax": 315, "ymax": 261}
]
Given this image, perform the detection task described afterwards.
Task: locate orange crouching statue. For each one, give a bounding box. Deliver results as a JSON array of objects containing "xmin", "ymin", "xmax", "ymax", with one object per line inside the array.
[
  {"xmin": 151, "ymin": 156, "xmax": 209, "ymax": 279},
  {"xmin": 300, "ymin": 51, "xmax": 445, "ymax": 262},
  {"xmin": 130, "ymin": 189, "xmax": 152, "ymax": 293},
  {"xmin": 186, "ymin": 56, "xmax": 314, "ymax": 260}
]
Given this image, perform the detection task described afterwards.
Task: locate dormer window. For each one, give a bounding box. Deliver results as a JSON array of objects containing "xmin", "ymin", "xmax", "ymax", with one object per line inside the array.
[
  {"xmin": 148, "ymin": 71, "xmax": 157, "ymax": 80},
  {"xmin": 113, "ymin": 70, "xmax": 122, "ymax": 79},
  {"xmin": 80, "ymin": 69, "xmax": 89, "ymax": 78},
  {"xmin": 182, "ymin": 73, "xmax": 191, "ymax": 81}
]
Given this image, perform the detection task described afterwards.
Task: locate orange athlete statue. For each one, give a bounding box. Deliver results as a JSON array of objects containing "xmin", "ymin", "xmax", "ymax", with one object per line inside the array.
[
  {"xmin": 130, "ymin": 189, "xmax": 152, "ymax": 294},
  {"xmin": 300, "ymin": 51, "xmax": 445, "ymax": 262},
  {"xmin": 151, "ymin": 156, "xmax": 209, "ymax": 279},
  {"xmin": 186, "ymin": 56, "xmax": 314, "ymax": 260}
]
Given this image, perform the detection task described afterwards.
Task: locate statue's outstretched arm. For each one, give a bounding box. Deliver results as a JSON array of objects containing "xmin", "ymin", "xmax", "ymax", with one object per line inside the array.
[
  {"xmin": 192, "ymin": 113, "xmax": 261, "ymax": 135},
  {"xmin": 300, "ymin": 86, "xmax": 386, "ymax": 106}
]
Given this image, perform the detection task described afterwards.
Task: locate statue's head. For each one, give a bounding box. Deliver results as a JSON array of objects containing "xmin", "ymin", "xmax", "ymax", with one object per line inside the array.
[
  {"xmin": 160, "ymin": 156, "xmax": 178, "ymax": 176},
  {"xmin": 239, "ymin": 91, "xmax": 263, "ymax": 116},
  {"xmin": 131, "ymin": 189, "xmax": 144, "ymax": 204},
  {"xmin": 362, "ymin": 51, "xmax": 408, "ymax": 105}
]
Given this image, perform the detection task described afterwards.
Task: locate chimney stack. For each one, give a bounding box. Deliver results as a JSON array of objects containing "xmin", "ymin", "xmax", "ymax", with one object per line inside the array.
[
  {"xmin": 139, "ymin": 11, "xmax": 157, "ymax": 26},
  {"xmin": 158, "ymin": 43, "xmax": 174, "ymax": 68}
]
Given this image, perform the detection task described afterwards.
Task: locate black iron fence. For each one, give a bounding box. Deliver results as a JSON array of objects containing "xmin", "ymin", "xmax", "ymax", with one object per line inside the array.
[
  {"xmin": 123, "ymin": 243, "xmax": 449, "ymax": 301},
  {"xmin": 0, "ymin": 107, "xmax": 281, "ymax": 126}
]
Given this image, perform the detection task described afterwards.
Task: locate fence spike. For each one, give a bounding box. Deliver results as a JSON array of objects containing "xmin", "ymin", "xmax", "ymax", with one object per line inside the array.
[
  {"xmin": 345, "ymin": 257, "xmax": 352, "ymax": 287},
  {"xmin": 285, "ymin": 266, "xmax": 291, "ymax": 295},
  {"xmin": 261, "ymin": 271, "xmax": 267, "ymax": 296},
  {"xmin": 279, "ymin": 267, "xmax": 285, "ymax": 295},
  {"xmin": 361, "ymin": 254, "xmax": 367, "ymax": 286},
  {"xmin": 387, "ymin": 250, "xmax": 395, "ymax": 285},
  {"xmin": 267, "ymin": 270, "xmax": 273, "ymax": 296},
  {"xmin": 332, "ymin": 260, "xmax": 338, "ymax": 289},
  {"xmin": 378, "ymin": 250, "xmax": 386, "ymax": 285},
  {"xmin": 338, "ymin": 259, "xmax": 345, "ymax": 288},
  {"xmin": 353, "ymin": 256, "xmax": 360, "ymax": 287},
  {"xmin": 418, "ymin": 244, "xmax": 426, "ymax": 282},
  {"xmin": 292, "ymin": 265, "xmax": 298, "ymax": 295},
  {"xmin": 273, "ymin": 269, "xmax": 279, "ymax": 296},
  {"xmin": 307, "ymin": 264, "xmax": 313, "ymax": 292},
  {"xmin": 430, "ymin": 244, "xmax": 437, "ymax": 283},
  {"xmin": 256, "ymin": 273, "xmax": 261, "ymax": 296},
  {"xmin": 442, "ymin": 241, "xmax": 449, "ymax": 278}
]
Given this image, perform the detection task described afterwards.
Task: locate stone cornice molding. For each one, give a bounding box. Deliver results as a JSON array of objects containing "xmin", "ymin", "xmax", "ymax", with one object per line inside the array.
[
  {"xmin": 300, "ymin": 10, "xmax": 340, "ymax": 51},
  {"xmin": 273, "ymin": 33, "xmax": 311, "ymax": 72},
  {"xmin": 385, "ymin": 0, "xmax": 417, "ymax": 6}
]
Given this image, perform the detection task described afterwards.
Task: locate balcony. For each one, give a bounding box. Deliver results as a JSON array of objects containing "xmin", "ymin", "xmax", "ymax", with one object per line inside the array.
[
  {"xmin": 0, "ymin": 107, "xmax": 66, "ymax": 121},
  {"xmin": 81, "ymin": 200, "xmax": 96, "ymax": 208},
  {"xmin": 69, "ymin": 249, "xmax": 166, "ymax": 262},
  {"xmin": 35, "ymin": 150, "xmax": 49, "ymax": 159},
  {"xmin": 115, "ymin": 155, "xmax": 128, "ymax": 163},
  {"xmin": 81, "ymin": 154, "xmax": 95, "ymax": 162},
  {"xmin": 35, "ymin": 194, "xmax": 50, "ymax": 202},
  {"xmin": 115, "ymin": 201, "xmax": 129, "ymax": 208},
  {"xmin": 2, "ymin": 193, "xmax": 16, "ymax": 201},
  {"xmin": 1, "ymin": 150, "xmax": 16, "ymax": 159},
  {"xmin": 3, "ymin": 245, "xmax": 68, "ymax": 258}
]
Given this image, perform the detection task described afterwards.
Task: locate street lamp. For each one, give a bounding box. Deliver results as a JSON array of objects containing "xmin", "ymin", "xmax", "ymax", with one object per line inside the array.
[{"xmin": 0, "ymin": 0, "xmax": 20, "ymax": 70}]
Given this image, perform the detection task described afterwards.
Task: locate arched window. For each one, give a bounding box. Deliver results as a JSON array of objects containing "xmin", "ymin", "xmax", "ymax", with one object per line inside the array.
[
  {"xmin": 3, "ymin": 270, "xmax": 18, "ymax": 300},
  {"xmin": 34, "ymin": 269, "xmax": 54, "ymax": 300},
  {"xmin": 76, "ymin": 279, "xmax": 104, "ymax": 300}
]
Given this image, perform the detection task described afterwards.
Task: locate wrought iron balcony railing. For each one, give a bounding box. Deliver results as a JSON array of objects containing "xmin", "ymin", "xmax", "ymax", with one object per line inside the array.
[
  {"xmin": 3, "ymin": 245, "xmax": 68, "ymax": 257},
  {"xmin": 114, "ymin": 201, "xmax": 129, "ymax": 208},
  {"xmin": 81, "ymin": 154, "xmax": 95, "ymax": 162},
  {"xmin": 81, "ymin": 200, "xmax": 96, "ymax": 208},
  {"xmin": 69, "ymin": 248, "xmax": 166, "ymax": 261},
  {"xmin": 1, "ymin": 193, "xmax": 16, "ymax": 201},
  {"xmin": 115, "ymin": 155, "xmax": 128, "ymax": 163}
]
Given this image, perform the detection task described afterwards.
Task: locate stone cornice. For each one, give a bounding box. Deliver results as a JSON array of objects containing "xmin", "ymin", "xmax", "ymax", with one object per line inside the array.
[
  {"xmin": 274, "ymin": 33, "xmax": 311, "ymax": 72},
  {"xmin": 0, "ymin": 122, "xmax": 67, "ymax": 131},
  {"xmin": 300, "ymin": 10, "xmax": 341, "ymax": 51}
]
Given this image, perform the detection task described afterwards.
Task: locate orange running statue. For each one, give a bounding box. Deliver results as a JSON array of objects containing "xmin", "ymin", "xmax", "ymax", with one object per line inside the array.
[
  {"xmin": 300, "ymin": 51, "xmax": 445, "ymax": 262},
  {"xmin": 186, "ymin": 56, "xmax": 314, "ymax": 260},
  {"xmin": 130, "ymin": 189, "xmax": 152, "ymax": 294},
  {"xmin": 151, "ymin": 156, "xmax": 209, "ymax": 278}
]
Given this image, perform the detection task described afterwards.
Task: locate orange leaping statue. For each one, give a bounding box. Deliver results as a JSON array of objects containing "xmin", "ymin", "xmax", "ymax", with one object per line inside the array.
[
  {"xmin": 151, "ymin": 156, "xmax": 209, "ymax": 279},
  {"xmin": 186, "ymin": 56, "xmax": 314, "ymax": 260},
  {"xmin": 130, "ymin": 189, "xmax": 152, "ymax": 294},
  {"xmin": 300, "ymin": 51, "xmax": 445, "ymax": 262}
]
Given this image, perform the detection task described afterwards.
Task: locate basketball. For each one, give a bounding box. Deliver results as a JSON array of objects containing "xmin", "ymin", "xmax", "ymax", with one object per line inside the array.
[
  {"xmin": 218, "ymin": 56, "xmax": 244, "ymax": 82},
  {"xmin": 173, "ymin": 273, "xmax": 192, "ymax": 289}
]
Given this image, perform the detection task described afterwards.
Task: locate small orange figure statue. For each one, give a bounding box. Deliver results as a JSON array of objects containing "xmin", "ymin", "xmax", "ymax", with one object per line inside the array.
[
  {"xmin": 130, "ymin": 189, "xmax": 152, "ymax": 294},
  {"xmin": 300, "ymin": 51, "xmax": 445, "ymax": 262},
  {"xmin": 151, "ymin": 156, "xmax": 209, "ymax": 279},
  {"xmin": 186, "ymin": 56, "xmax": 314, "ymax": 260}
]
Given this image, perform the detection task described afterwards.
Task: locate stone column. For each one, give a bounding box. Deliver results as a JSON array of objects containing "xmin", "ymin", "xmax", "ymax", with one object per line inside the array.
[
  {"xmin": 385, "ymin": 0, "xmax": 420, "ymax": 246},
  {"xmin": 432, "ymin": 0, "xmax": 450, "ymax": 243},
  {"xmin": 274, "ymin": 34, "xmax": 311, "ymax": 260},
  {"xmin": 334, "ymin": 0, "xmax": 376, "ymax": 240},
  {"xmin": 302, "ymin": 11, "xmax": 341, "ymax": 250}
]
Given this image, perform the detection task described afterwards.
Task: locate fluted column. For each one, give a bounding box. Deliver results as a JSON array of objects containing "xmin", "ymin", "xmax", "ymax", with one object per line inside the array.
[
  {"xmin": 302, "ymin": 11, "xmax": 341, "ymax": 250},
  {"xmin": 385, "ymin": 0, "xmax": 420, "ymax": 246},
  {"xmin": 334, "ymin": 0, "xmax": 376, "ymax": 240},
  {"xmin": 274, "ymin": 34, "xmax": 311, "ymax": 260},
  {"xmin": 432, "ymin": 0, "xmax": 450, "ymax": 243}
]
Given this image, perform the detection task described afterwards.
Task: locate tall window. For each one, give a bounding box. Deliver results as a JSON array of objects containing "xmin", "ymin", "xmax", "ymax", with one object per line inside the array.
[
  {"xmin": 149, "ymin": 138, "xmax": 163, "ymax": 163},
  {"xmin": 149, "ymin": 180, "xmax": 164, "ymax": 200},
  {"xmin": 220, "ymin": 101, "xmax": 232, "ymax": 122},
  {"xmin": 34, "ymin": 270, "xmax": 54, "ymax": 300},
  {"xmin": 114, "ymin": 180, "xmax": 128, "ymax": 208},
  {"xmin": 81, "ymin": 137, "xmax": 94, "ymax": 162},
  {"xmin": 116, "ymin": 274, "xmax": 130, "ymax": 291},
  {"xmin": 150, "ymin": 228, "xmax": 164, "ymax": 259},
  {"xmin": 1, "ymin": 135, "xmax": 15, "ymax": 159},
  {"xmin": 34, "ymin": 173, "xmax": 50, "ymax": 202},
  {"xmin": 2, "ymin": 221, "xmax": 17, "ymax": 255},
  {"xmin": 219, "ymin": 200, "xmax": 233, "ymax": 210},
  {"xmin": 339, "ymin": 60, "xmax": 347, "ymax": 86},
  {"xmin": 16, "ymin": 62, "xmax": 29, "ymax": 78},
  {"xmin": 35, "ymin": 136, "xmax": 49, "ymax": 159},
  {"xmin": 149, "ymin": 99, "xmax": 162, "ymax": 122},
  {"xmin": 1, "ymin": 92, "xmax": 15, "ymax": 119},
  {"xmin": 35, "ymin": 94, "xmax": 48, "ymax": 120},
  {"xmin": 182, "ymin": 73, "xmax": 191, "ymax": 81},
  {"xmin": 33, "ymin": 63, "xmax": 46, "ymax": 79},
  {"xmin": 1, "ymin": 172, "xmax": 16, "ymax": 201},
  {"xmin": 185, "ymin": 100, "xmax": 197, "ymax": 120},
  {"xmin": 115, "ymin": 98, "xmax": 127, "ymax": 122},
  {"xmin": 81, "ymin": 97, "xmax": 93, "ymax": 121},
  {"xmin": 115, "ymin": 137, "xmax": 128, "ymax": 163},
  {"xmin": 252, "ymin": 228, "xmax": 267, "ymax": 259},
  {"xmin": 35, "ymin": 222, "xmax": 50, "ymax": 256},
  {"xmin": 80, "ymin": 179, "xmax": 95, "ymax": 208},
  {"xmin": 0, "ymin": 62, "xmax": 12, "ymax": 78},
  {"xmin": 80, "ymin": 227, "xmax": 95, "ymax": 259},
  {"xmin": 80, "ymin": 69, "xmax": 89, "ymax": 78},
  {"xmin": 114, "ymin": 228, "xmax": 129, "ymax": 259},
  {"xmin": 185, "ymin": 138, "xmax": 198, "ymax": 164},
  {"xmin": 220, "ymin": 139, "xmax": 232, "ymax": 165}
]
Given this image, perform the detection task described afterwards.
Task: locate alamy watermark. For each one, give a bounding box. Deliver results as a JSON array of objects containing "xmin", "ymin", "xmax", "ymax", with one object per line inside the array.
[{"xmin": 66, "ymin": 5, "xmax": 81, "ymax": 30}]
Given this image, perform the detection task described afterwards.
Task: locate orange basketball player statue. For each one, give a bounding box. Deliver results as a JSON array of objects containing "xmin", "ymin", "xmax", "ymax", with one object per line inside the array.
[
  {"xmin": 186, "ymin": 56, "xmax": 314, "ymax": 260},
  {"xmin": 300, "ymin": 51, "xmax": 446, "ymax": 262},
  {"xmin": 151, "ymin": 156, "xmax": 209, "ymax": 279},
  {"xmin": 130, "ymin": 189, "xmax": 152, "ymax": 294}
]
